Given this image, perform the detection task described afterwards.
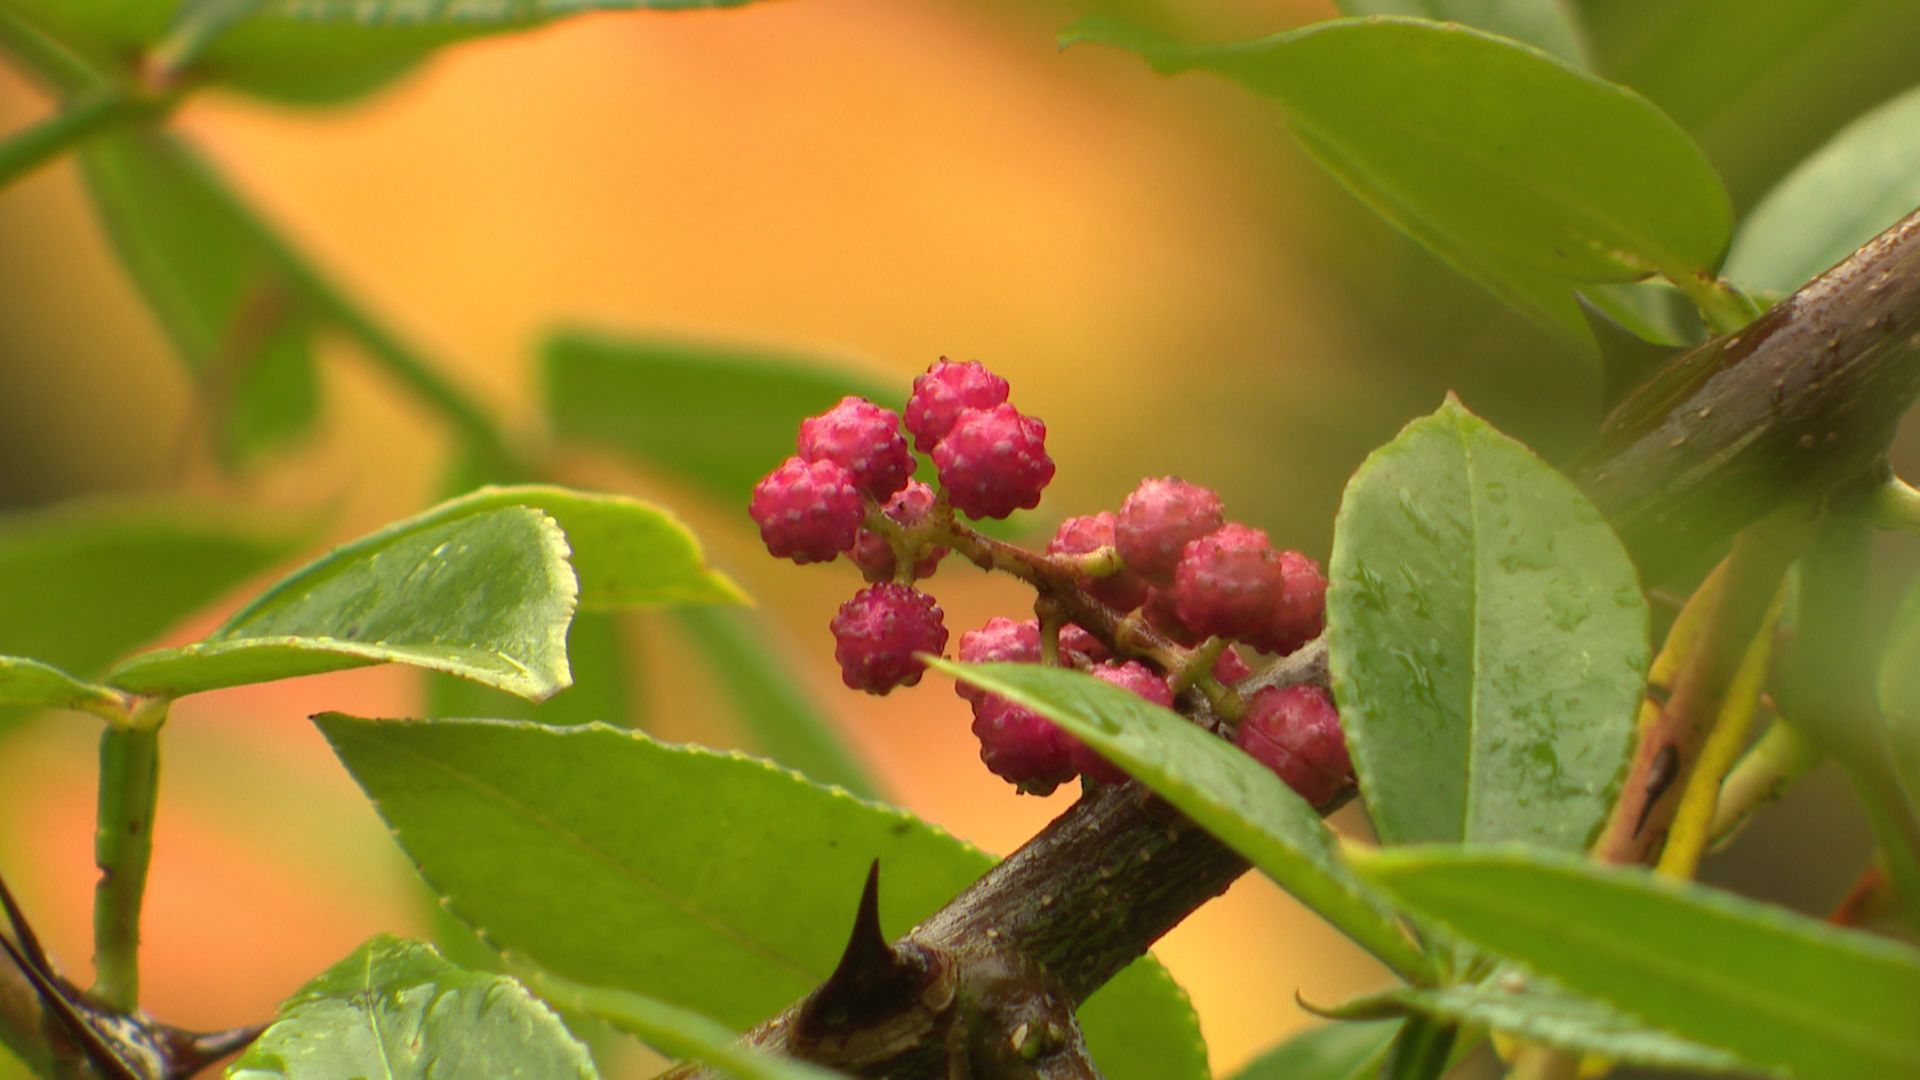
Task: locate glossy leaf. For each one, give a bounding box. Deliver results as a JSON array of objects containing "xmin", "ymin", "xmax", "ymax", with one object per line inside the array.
[
  {"xmin": 427, "ymin": 611, "xmax": 634, "ymax": 728},
  {"xmin": 227, "ymin": 934, "xmax": 597, "ymax": 1079},
  {"xmin": 317, "ymin": 715, "xmax": 1206, "ymax": 1080},
  {"xmin": 0, "ymin": 497, "xmax": 304, "ymax": 678},
  {"xmin": 524, "ymin": 969, "xmax": 843, "ymax": 1080},
  {"xmin": 400, "ymin": 486, "xmax": 742, "ymax": 611},
  {"xmin": 671, "ymin": 605, "xmax": 881, "ymax": 798},
  {"xmin": 1727, "ymin": 84, "xmax": 1920, "ymax": 296},
  {"xmin": 0, "ymin": 656, "xmax": 122, "ymax": 715},
  {"xmin": 1229, "ymin": 1020, "xmax": 1399, "ymax": 1080},
  {"xmin": 1353, "ymin": 982, "xmax": 1760, "ymax": 1074},
  {"xmin": 1327, "ymin": 397, "xmax": 1647, "ymax": 848},
  {"xmin": 109, "ymin": 507, "xmax": 576, "ymax": 700},
  {"xmin": 929, "ymin": 660, "xmax": 1436, "ymax": 983},
  {"xmin": 1063, "ymin": 17, "xmax": 1730, "ymax": 285},
  {"xmin": 1333, "ymin": 0, "xmax": 1589, "ymax": 69},
  {"xmin": 1354, "ymin": 846, "xmax": 1920, "ymax": 1079},
  {"xmin": 542, "ymin": 330, "xmax": 901, "ymax": 506},
  {"xmin": 80, "ymin": 130, "xmax": 320, "ymax": 466}
]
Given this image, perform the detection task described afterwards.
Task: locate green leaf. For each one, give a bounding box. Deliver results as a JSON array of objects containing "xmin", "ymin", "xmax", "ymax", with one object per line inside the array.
[
  {"xmin": 316, "ymin": 715, "xmax": 1206, "ymax": 1080},
  {"xmin": 0, "ymin": 497, "xmax": 305, "ymax": 678},
  {"xmin": 1332, "ymin": 0, "xmax": 1590, "ymax": 69},
  {"xmin": 1064, "ymin": 17, "xmax": 1731, "ymax": 285},
  {"xmin": 411, "ymin": 486, "xmax": 742, "ymax": 610},
  {"xmin": 523, "ymin": 969, "xmax": 843, "ymax": 1080},
  {"xmin": 109, "ymin": 507, "xmax": 576, "ymax": 700},
  {"xmin": 0, "ymin": 656, "xmax": 123, "ymax": 716},
  {"xmin": 1577, "ymin": 280, "xmax": 1705, "ymax": 349},
  {"xmin": 1353, "ymin": 845, "xmax": 1920, "ymax": 1079},
  {"xmin": 671, "ymin": 605, "xmax": 881, "ymax": 798},
  {"xmin": 1338, "ymin": 981, "xmax": 1761, "ymax": 1074},
  {"xmin": 80, "ymin": 130, "xmax": 321, "ymax": 467},
  {"xmin": 927, "ymin": 660, "xmax": 1437, "ymax": 984},
  {"xmin": 428, "ymin": 611, "xmax": 635, "ymax": 727},
  {"xmin": 1327, "ymin": 397, "xmax": 1647, "ymax": 849},
  {"xmin": 1228, "ymin": 1020, "xmax": 1399, "ymax": 1080},
  {"xmin": 1726, "ymin": 84, "xmax": 1920, "ymax": 296},
  {"xmin": 541, "ymin": 330, "xmax": 901, "ymax": 507},
  {"xmin": 226, "ymin": 934, "xmax": 597, "ymax": 1079}
]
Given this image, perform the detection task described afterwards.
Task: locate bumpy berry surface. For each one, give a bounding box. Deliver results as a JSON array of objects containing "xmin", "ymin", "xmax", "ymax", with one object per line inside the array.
[
  {"xmin": 1235, "ymin": 684, "xmax": 1350, "ymax": 805},
  {"xmin": 851, "ymin": 481, "xmax": 946, "ymax": 583},
  {"xmin": 905, "ymin": 358, "xmax": 1011, "ymax": 452},
  {"xmin": 932, "ymin": 404, "xmax": 1054, "ymax": 519},
  {"xmin": 749, "ymin": 456, "xmax": 864, "ymax": 564},
  {"xmin": 830, "ymin": 584, "xmax": 948, "ymax": 694},
  {"xmin": 1069, "ymin": 661, "xmax": 1173, "ymax": 784},
  {"xmin": 1048, "ymin": 512, "xmax": 1149, "ymax": 611},
  {"xmin": 1174, "ymin": 523, "xmax": 1282, "ymax": 639},
  {"xmin": 1115, "ymin": 477, "xmax": 1225, "ymax": 584},
  {"xmin": 1251, "ymin": 550, "xmax": 1328, "ymax": 656},
  {"xmin": 1212, "ymin": 647, "xmax": 1252, "ymax": 685},
  {"xmin": 971, "ymin": 697, "xmax": 1075, "ymax": 795},
  {"xmin": 954, "ymin": 617, "xmax": 1041, "ymax": 703},
  {"xmin": 796, "ymin": 396, "xmax": 914, "ymax": 500}
]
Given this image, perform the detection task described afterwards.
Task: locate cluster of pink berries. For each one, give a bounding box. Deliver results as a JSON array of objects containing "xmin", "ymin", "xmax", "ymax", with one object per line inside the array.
[{"xmin": 749, "ymin": 358, "xmax": 1350, "ymax": 806}]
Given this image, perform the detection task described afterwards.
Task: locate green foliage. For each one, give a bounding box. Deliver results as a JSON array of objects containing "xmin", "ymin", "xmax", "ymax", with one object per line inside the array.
[
  {"xmin": 108, "ymin": 507, "xmax": 577, "ymax": 699},
  {"xmin": 1877, "ymin": 579, "xmax": 1920, "ymax": 802},
  {"xmin": 929, "ymin": 659, "xmax": 1437, "ymax": 983},
  {"xmin": 104, "ymin": 486, "xmax": 735, "ymax": 699},
  {"xmin": 79, "ymin": 130, "xmax": 321, "ymax": 466},
  {"xmin": 226, "ymin": 934, "xmax": 598, "ymax": 1079},
  {"xmin": 1227, "ymin": 1020, "xmax": 1398, "ymax": 1080},
  {"xmin": 1332, "ymin": 0, "xmax": 1589, "ymax": 69},
  {"xmin": 1327, "ymin": 398, "xmax": 1647, "ymax": 849},
  {"xmin": 1064, "ymin": 16, "xmax": 1731, "ymax": 342},
  {"xmin": 1726, "ymin": 83, "xmax": 1920, "ymax": 295},
  {"xmin": 671, "ymin": 605, "xmax": 883, "ymax": 799},
  {"xmin": 0, "ymin": 497, "xmax": 304, "ymax": 678},
  {"xmin": 0, "ymin": 656, "xmax": 121, "ymax": 714},
  {"xmin": 523, "ymin": 970, "xmax": 846, "ymax": 1080},
  {"xmin": 542, "ymin": 330, "xmax": 901, "ymax": 507},
  {"xmin": 428, "ymin": 611, "xmax": 635, "ymax": 727},
  {"xmin": 1355, "ymin": 846, "xmax": 1920, "ymax": 1079},
  {"xmin": 316, "ymin": 715, "xmax": 1206, "ymax": 1080}
]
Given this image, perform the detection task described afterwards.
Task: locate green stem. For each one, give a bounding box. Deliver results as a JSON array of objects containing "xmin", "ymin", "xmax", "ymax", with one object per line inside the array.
[
  {"xmin": 0, "ymin": 92, "xmax": 153, "ymax": 190},
  {"xmin": 90, "ymin": 697, "xmax": 168, "ymax": 1012},
  {"xmin": 1708, "ymin": 718, "xmax": 1823, "ymax": 847},
  {"xmin": 1665, "ymin": 268, "xmax": 1761, "ymax": 337},
  {"xmin": 0, "ymin": 4, "xmax": 104, "ymax": 95}
]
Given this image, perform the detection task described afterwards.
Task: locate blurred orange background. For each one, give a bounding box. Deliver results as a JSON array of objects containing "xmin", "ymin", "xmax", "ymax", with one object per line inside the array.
[{"xmin": 0, "ymin": 0, "xmax": 1911, "ymax": 1076}]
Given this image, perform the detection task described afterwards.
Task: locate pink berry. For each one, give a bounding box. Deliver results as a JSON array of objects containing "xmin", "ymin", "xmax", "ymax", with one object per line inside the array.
[
  {"xmin": 1048, "ymin": 512, "xmax": 1149, "ymax": 611},
  {"xmin": 851, "ymin": 481, "xmax": 947, "ymax": 583},
  {"xmin": 932, "ymin": 404, "xmax": 1054, "ymax": 520},
  {"xmin": 1174, "ymin": 523, "xmax": 1282, "ymax": 640},
  {"xmin": 1069, "ymin": 661, "xmax": 1173, "ymax": 784},
  {"xmin": 749, "ymin": 456, "xmax": 864, "ymax": 564},
  {"xmin": 1142, "ymin": 587, "xmax": 1202, "ymax": 646},
  {"xmin": 1235, "ymin": 684, "xmax": 1350, "ymax": 805},
  {"xmin": 971, "ymin": 697, "xmax": 1076, "ymax": 795},
  {"xmin": 796, "ymin": 396, "xmax": 914, "ymax": 501},
  {"xmin": 1116, "ymin": 478, "xmax": 1225, "ymax": 585},
  {"xmin": 905, "ymin": 358, "xmax": 1010, "ymax": 452},
  {"xmin": 1251, "ymin": 550, "xmax": 1328, "ymax": 656},
  {"xmin": 955, "ymin": 617, "xmax": 1041, "ymax": 703},
  {"xmin": 830, "ymin": 584, "xmax": 948, "ymax": 695}
]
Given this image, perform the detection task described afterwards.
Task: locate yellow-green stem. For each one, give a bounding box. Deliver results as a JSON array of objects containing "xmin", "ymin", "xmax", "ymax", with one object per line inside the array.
[
  {"xmin": 1666, "ymin": 269, "xmax": 1762, "ymax": 337},
  {"xmin": 0, "ymin": 5, "xmax": 103, "ymax": 95},
  {"xmin": 1709, "ymin": 719, "xmax": 1823, "ymax": 848},
  {"xmin": 0, "ymin": 92, "xmax": 159, "ymax": 190},
  {"xmin": 91, "ymin": 697, "xmax": 168, "ymax": 1012}
]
